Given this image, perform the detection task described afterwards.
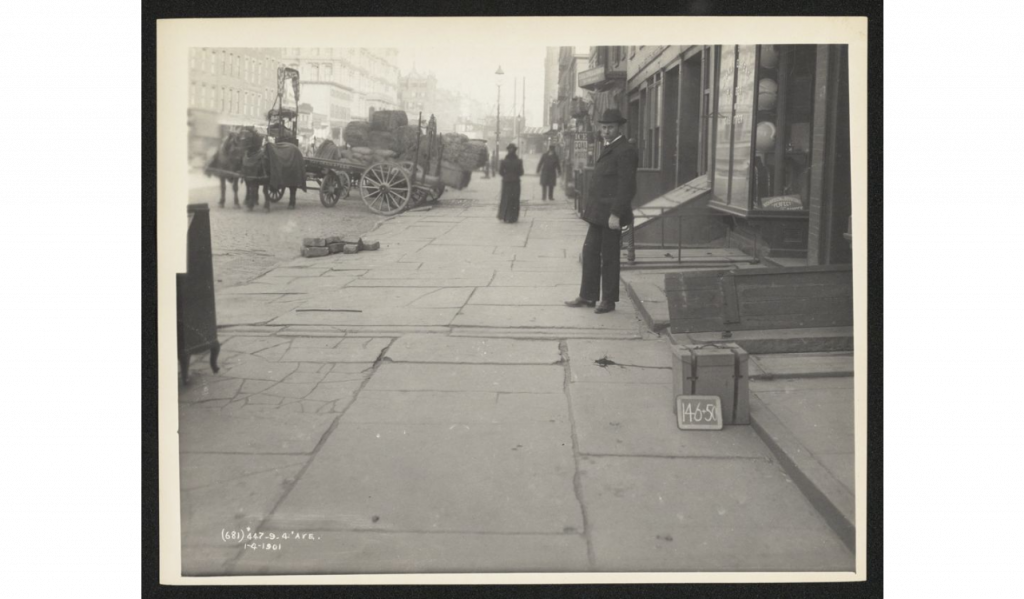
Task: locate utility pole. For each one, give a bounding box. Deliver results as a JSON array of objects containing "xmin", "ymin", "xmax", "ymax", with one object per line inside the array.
[
  {"xmin": 521, "ymin": 77, "xmax": 526, "ymax": 151},
  {"xmin": 512, "ymin": 77, "xmax": 517, "ymax": 150}
]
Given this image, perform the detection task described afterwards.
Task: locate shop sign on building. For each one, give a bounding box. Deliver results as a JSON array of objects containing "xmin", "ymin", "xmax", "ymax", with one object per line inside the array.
[{"xmin": 573, "ymin": 133, "xmax": 589, "ymax": 170}]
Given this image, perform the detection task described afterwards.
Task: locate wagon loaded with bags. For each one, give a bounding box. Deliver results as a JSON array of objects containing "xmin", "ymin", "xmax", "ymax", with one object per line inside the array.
[{"xmin": 304, "ymin": 110, "xmax": 486, "ymax": 215}]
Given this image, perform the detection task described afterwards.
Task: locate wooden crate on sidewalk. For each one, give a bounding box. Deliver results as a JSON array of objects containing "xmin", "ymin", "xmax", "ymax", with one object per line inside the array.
[{"xmin": 671, "ymin": 342, "xmax": 750, "ymax": 425}]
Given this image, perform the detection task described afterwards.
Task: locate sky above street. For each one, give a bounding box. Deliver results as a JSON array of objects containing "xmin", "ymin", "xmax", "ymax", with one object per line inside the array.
[{"xmin": 396, "ymin": 47, "xmax": 549, "ymax": 128}]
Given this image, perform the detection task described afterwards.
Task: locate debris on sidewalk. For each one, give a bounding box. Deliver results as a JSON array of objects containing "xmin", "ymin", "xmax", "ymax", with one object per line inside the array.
[
  {"xmin": 301, "ymin": 236, "xmax": 380, "ymax": 258},
  {"xmin": 301, "ymin": 246, "xmax": 329, "ymax": 257}
]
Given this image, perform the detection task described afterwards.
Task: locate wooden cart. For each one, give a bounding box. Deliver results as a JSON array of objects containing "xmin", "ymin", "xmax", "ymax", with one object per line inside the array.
[{"xmin": 302, "ymin": 113, "xmax": 447, "ymax": 215}]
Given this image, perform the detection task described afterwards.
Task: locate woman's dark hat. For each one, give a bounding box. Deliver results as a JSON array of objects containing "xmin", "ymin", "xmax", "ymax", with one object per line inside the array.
[
  {"xmin": 597, "ymin": 109, "xmax": 627, "ymax": 124},
  {"xmin": 506, "ymin": 143, "xmax": 518, "ymax": 150}
]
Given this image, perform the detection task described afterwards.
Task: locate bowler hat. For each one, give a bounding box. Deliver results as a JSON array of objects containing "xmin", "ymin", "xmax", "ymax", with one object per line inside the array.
[
  {"xmin": 597, "ymin": 108, "xmax": 627, "ymax": 124},
  {"xmin": 506, "ymin": 143, "xmax": 518, "ymax": 150}
]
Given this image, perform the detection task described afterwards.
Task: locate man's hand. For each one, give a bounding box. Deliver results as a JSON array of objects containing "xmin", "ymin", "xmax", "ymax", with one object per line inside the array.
[{"xmin": 608, "ymin": 214, "xmax": 621, "ymax": 230}]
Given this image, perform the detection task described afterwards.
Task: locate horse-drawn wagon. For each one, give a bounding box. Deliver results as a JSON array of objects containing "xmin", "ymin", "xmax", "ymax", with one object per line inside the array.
[
  {"xmin": 206, "ymin": 66, "xmax": 482, "ymax": 215},
  {"xmin": 301, "ymin": 113, "xmax": 449, "ymax": 215}
]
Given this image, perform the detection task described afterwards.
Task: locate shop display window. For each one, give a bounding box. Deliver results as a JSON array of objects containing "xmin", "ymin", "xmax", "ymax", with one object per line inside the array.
[{"xmin": 711, "ymin": 45, "xmax": 817, "ymax": 217}]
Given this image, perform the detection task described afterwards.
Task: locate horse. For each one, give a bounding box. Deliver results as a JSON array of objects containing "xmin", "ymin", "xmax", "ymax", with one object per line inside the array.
[
  {"xmin": 204, "ymin": 128, "xmax": 260, "ymax": 208},
  {"xmin": 237, "ymin": 129, "xmax": 304, "ymax": 212}
]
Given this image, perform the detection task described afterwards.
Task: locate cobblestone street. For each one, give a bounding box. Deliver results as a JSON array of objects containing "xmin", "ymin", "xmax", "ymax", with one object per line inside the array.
[{"xmin": 188, "ymin": 172, "xmax": 387, "ymax": 290}]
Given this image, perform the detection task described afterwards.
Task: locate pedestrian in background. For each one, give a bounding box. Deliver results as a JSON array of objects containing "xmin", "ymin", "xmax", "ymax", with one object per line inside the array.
[
  {"xmin": 497, "ymin": 143, "xmax": 524, "ymax": 223},
  {"xmin": 537, "ymin": 145, "xmax": 561, "ymax": 201},
  {"xmin": 565, "ymin": 109, "xmax": 638, "ymax": 314}
]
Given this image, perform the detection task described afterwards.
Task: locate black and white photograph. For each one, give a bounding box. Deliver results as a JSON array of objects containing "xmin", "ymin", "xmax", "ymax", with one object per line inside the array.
[{"xmin": 158, "ymin": 17, "xmax": 867, "ymax": 583}]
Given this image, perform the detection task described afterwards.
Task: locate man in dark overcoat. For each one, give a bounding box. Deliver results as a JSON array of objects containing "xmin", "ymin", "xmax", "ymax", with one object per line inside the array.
[
  {"xmin": 565, "ymin": 109, "xmax": 638, "ymax": 314},
  {"xmin": 536, "ymin": 145, "xmax": 561, "ymax": 200}
]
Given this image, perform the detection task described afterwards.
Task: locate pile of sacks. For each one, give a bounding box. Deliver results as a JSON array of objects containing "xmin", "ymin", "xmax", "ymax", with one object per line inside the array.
[
  {"xmin": 301, "ymin": 236, "xmax": 381, "ymax": 258},
  {"xmin": 339, "ymin": 113, "xmax": 487, "ymax": 185}
]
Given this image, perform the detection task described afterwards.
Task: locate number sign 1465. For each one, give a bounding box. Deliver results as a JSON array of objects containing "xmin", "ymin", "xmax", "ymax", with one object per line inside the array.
[{"xmin": 676, "ymin": 395, "xmax": 724, "ymax": 430}]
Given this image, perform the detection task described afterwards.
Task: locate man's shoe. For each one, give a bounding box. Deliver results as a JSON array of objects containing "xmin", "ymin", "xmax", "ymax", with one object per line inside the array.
[
  {"xmin": 564, "ymin": 297, "xmax": 596, "ymax": 308},
  {"xmin": 594, "ymin": 301, "xmax": 615, "ymax": 314}
]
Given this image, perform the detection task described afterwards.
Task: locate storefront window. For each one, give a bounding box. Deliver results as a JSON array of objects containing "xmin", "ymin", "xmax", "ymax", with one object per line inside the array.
[
  {"xmin": 712, "ymin": 44, "xmax": 816, "ymax": 215},
  {"xmin": 713, "ymin": 45, "xmax": 736, "ymax": 204},
  {"xmin": 751, "ymin": 45, "xmax": 817, "ymax": 211}
]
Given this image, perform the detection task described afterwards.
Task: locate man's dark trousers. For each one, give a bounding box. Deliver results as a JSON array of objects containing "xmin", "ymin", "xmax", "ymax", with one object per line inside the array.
[{"xmin": 580, "ymin": 222, "xmax": 621, "ymax": 303}]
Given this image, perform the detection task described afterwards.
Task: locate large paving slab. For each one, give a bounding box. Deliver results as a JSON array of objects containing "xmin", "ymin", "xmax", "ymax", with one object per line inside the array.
[
  {"xmin": 750, "ymin": 377, "xmax": 855, "ymax": 394},
  {"xmin": 569, "ymin": 383, "xmax": 771, "ymax": 458},
  {"xmin": 180, "ymin": 452, "xmax": 309, "ymax": 491},
  {"xmin": 261, "ymin": 267, "xmax": 332, "ymax": 278},
  {"xmin": 397, "ymin": 245, "xmax": 497, "ymax": 263},
  {"xmin": 179, "ymin": 377, "xmax": 243, "ymax": 404},
  {"xmin": 527, "ymin": 222, "xmax": 588, "ymax": 239},
  {"xmin": 216, "ymin": 295, "xmax": 306, "ymax": 326},
  {"xmin": 395, "ymin": 223, "xmax": 459, "ymax": 239},
  {"xmin": 221, "ymin": 336, "xmax": 291, "ymax": 354},
  {"xmin": 364, "ymin": 363, "xmax": 564, "ymax": 393},
  {"xmin": 220, "ymin": 355, "xmax": 298, "ymax": 381},
  {"xmin": 751, "ymin": 353, "xmax": 855, "ymax": 378},
  {"xmin": 180, "ymin": 461, "xmax": 306, "ymax": 550},
  {"xmin": 230, "ymin": 530, "xmax": 590, "ymax": 575},
  {"xmin": 452, "ymin": 305, "xmax": 637, "ymax": 330},
  {"xmin": 343, "ymin": 391, "xmax": 569, "ymax": 424},
  {"xmin": 178, "ymin": 406, "xmax": 337, "ymax": 454},
  {"xmin": 511, "ymin": 260, "xmax": 582, "ymax": 273},
  {"xmin": 756, "ymin": 396, "xmax": 854, "ymax": 456},
  {"xmin": 468, "ymin": 285, "xmax": 582, "ymax": 306},
  {"xmin": 407, "ymin": 287, "xmax": 475, "ymax": 308},
  {"xmin": 579, "ymin": 456, "xmax": 854, "ymax": 571},
  {"xmin": 567, "ymin": 339, "xmax": 673, "ymax": 384},
  {"xmin": 416, "ymin": 259, "xmax": 513, "ymax": 271},
  {"xmin": 279, "ymin": 337, "xmax": 391, "ymax": 363},
  {"xmin": 219, "ymin": 283, "xmax": 305, "ymax": 295},
  {"xmin": 359, "ymin": 268, "xmax": 497, "ymax": 280},
  {"xmin": 181, "ymin": 546, "xmax": 244, "ymax": 576},
  {"xmin": 264, "ymin": 422, "xmax": 582, "ymax": 534},
  {"xmin": 333, "ymin": 262, "xmax": 417, "ymax": 270},
  {"xmin": 450, "ymin": 327, "xmax": 642, "ymax": 340},
  {"xmin": 346, "ymin": 277, "xmax": 493, "ymax": 287},
  {"xmin": 268, "ymin": 307, "xmax": 460, "ymax": 327},
  {"xmin": 814, "ymin": 452, "xmax": 854, "ymax": 495},
  {"xmin": 490, "ymin": 271, "xmax": 585, "ymax": 287},
  {"xmin": 753, "ymin": 386, "xmax": 853, "ymax": 406},
  {"xmin": 296, "ymin": 287, "xmax": 446, "ymax": 310},
  {"xmin": 277, "ymin": 276, "xmax": 357, "ymax": 293},
  {"xmin": 428, "ymin": 236, "xmax": 531, "ymax": 249},
  {"xmin": 492, "ymin": 246, "xmax": 567, "ymax": 259},
  {"xmin": 526, "ymin": 237, "xmax": 586, "ymax": 251},
  {"xmin": 385, "ymin": 334, "xmax": 561, "ymax": 364}
]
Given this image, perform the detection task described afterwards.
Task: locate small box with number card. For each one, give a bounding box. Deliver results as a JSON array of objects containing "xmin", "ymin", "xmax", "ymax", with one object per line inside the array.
[
  {"xmin": 676, "ymin": 395, "xmax": 724, "ymax": 430},
  {"xmin": 671, "ymin": 342, "xmax": 750, "ymax": 425}
]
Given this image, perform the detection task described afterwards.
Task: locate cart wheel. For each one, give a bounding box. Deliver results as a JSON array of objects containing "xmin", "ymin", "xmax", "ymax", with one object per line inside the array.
[
  {"xmin": 264, "ymin": 186, "xmax": 285, "ymax": 203},
  {"xmin": 319, "ymin": 170, "xmax": 351, "ymax": 208},
  {"xmin": 360, "ymin": 162, "xmax": 412, "ymax": 215}
]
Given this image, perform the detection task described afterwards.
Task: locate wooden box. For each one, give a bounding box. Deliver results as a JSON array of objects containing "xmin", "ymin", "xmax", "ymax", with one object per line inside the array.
[{"xmin": 670, "ymin": 342, "xmax": 750, "ymax": 425}]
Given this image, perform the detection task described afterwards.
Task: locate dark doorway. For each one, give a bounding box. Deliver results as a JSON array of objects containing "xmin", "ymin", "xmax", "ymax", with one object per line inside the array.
[
  {"xmin": 677, "ymin": 54, "xmax": 703, "ymax": 187},
  {"xmin": 662, "ymin": 65, "xmax": 680, "ymax": 191}
]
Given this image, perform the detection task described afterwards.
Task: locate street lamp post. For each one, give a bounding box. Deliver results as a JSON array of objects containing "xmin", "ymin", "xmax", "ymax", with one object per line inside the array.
[{"xmin": 495, "ymin": 66, "xmax": 504, "ymax": 174}]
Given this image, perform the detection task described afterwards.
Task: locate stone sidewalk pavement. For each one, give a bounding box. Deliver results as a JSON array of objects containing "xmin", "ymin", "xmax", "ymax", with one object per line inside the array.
[{"xmin": 176, "ymin": 172, "xmax": 853, "ymax": 576}]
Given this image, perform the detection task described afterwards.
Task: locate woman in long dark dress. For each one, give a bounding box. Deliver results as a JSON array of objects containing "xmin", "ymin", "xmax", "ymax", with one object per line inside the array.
[{"xmin": 497, "ymin": 143, "xmax": 524, "ymax": 223}]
